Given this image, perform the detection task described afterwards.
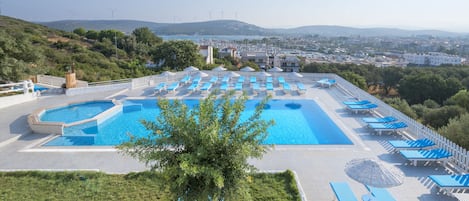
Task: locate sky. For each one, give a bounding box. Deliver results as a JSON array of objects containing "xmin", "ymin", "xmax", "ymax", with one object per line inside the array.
[{"xmin": 2, "ymin": 0, "xmax": 469, "ymax": 32}]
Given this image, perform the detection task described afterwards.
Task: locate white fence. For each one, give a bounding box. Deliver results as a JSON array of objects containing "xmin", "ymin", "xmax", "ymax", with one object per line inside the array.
[
  {"xmin": 37, "ymin": 75, "xmax": 88, "ymax": 88},
  {"xmin": 334, "ymin": 75, "xmax": 469, "ymax": 172},
  {"xmin": 65, "ymin": 83, "xmax": 131, "ymax": 96},
  {"xmin": 0, "ymin": 81, "xmax": 37, "ymax": 109}
]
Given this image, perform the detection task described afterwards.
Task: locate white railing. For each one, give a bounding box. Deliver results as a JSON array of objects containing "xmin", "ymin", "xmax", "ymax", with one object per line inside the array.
[
  {"xmin": 333, "ymin": 75, "xmax": 469, "ymax": 172},
  {"xmin": 0, "ymin": 81, "xmax": 38, "ymax": 109},
  {"xmin": 37, "ymin": 75, "xmax": 88, "ymax": 88}
]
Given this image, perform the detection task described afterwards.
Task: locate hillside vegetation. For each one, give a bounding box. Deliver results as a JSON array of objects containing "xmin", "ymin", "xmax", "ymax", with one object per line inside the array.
[{"xmin": 0, "ymin": 16, "xmax": 161, "ymax": 82}]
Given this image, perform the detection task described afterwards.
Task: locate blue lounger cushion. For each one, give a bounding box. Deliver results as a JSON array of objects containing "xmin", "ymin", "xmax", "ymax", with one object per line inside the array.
[
  {"xmin": 266, "ymin": 77, "xmax": 273, "ymax": 83},
  {"xmin": 296, "ymin": 82, "xmax": 306, "ymax": 91},
  {"xmin": 368, "ymin": 122, "xmax": 407, "ymax": 130},
  {"xmin": 252, "ymin": 83, "xmax": 260, "ymax": 90},
  {"xmin": 347, "ymin": 104, "xmax": 378, "ymax": 111},
  {"xmin": 365, "ymin": 185, "xmax": 396, "ymax": 201},
  {"xmin": 388, "ymin": 138, "xmax": 435, "ymax": 150},
  {"xmin": 235, "ymin": 82, "xmax": 243, "ymax": 90},
  {"xmin": 400, "ymin": 148, "xmax": 452, "ymax": 160},
  {"xmin": 283, "ymin": 82, "xmax": 291, "ymax": 90},
  {"xmin": 266, "ymin": 83, "xmax": 274, "ymax": 91},
  {"xmin": 220, "ymin": 82, "xmax": 229, "ymax": 90},
  {"xmin": 362, "ymin": 116, "xmax": 397, "ymax": 123},
  {"xmin": 209, "ymin": 76, "xmax": 218, "ymax": 83},
  {"xmin": 329, "ymin": 182, "xmax": 358, "ymax": 201},
  {"xmin": 201, "ymin": 83, "xmax": 212, "ymax": 91},
  {"xmin": 343, "ymin": 100, "xmax": 371, "ymax": 105},
  {"xmin": 154, "ymin": 82, "xmax": 166, "ymax": 92},
  {"xmin": 400, "ymin": 148, "xmax": 452, "ymax": 166},
  {"xmin": 429, "ymin": 174, "xmax": 469, "ymax": 188}
]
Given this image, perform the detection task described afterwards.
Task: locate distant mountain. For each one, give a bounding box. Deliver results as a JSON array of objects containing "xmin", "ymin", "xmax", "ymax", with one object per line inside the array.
[
  {"xmin": 40, "ymin": 20, "xmax": 168, "ymax": 33},
  {"xmin": 153, "ymin": 20, "xmax": 266, "ymax": 35},
  {"xmin": 282, "ymin": 25, "xmax": 462, "ymax": 37},
  {"xmin": 40, "ymin": 19, "xmax": 464, "ymax": 37}
]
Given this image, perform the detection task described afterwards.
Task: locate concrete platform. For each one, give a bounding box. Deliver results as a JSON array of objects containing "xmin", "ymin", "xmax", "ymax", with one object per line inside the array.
[{"xmin": 0, "ymin": 78, "xmax": 458, "ymax": 201}]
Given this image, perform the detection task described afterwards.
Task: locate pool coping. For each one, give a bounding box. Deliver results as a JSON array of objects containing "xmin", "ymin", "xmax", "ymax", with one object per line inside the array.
[{"xmin": 28, "ymin": 99, "xmax": 120, "ymax": 135}]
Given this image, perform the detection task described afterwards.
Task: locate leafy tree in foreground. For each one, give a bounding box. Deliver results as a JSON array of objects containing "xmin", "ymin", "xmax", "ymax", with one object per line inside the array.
[{"xmin": 118, "ymin": 91, "xmax": 274, "ymax": 201}]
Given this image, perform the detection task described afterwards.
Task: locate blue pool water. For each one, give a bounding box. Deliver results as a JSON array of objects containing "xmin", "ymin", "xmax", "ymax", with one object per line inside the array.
[
  {"xmin": 45, "ymin": 99, "xmax": 352, "ymax": 146},
  {"xmin": 40, "ymin": 101, "xmax": 115, "ymax": 123}
]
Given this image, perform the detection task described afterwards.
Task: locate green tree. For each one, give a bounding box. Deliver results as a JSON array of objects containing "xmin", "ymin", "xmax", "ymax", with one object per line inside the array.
[
  {"xmin": 383, "ymin": 97, "xmax": 417, "ymax": 119},
  {"xmin": 445, "ymin": 90, "xmax": 469, "ymax": 111},
  {"xmin": 131, "ymin": 27, "xmax": 162, "ymax": 46},
  {"xmin": 118, "ymin": 92, "xmax": 274, "ymax": 201},
  {"xmin": 72, "ymin": 27, "xmax": 86, "ymax": 36},
  {"xmin": 439, "ymin": 113, "xmax": 469, "ymax": 149},
  {"xmin": 423, "ymin": 105, "xmax": 466, "ymax": 129},
  {"xmin": 398, "ymin": 73, "xmax": 453, "ymax": 105},
  {"xmin": 381, "ymin": 67, "xmax": 404, "ymax": 95},
  {"xmin": 339, "ymin": 71, "xmax": 367, "ymax": 90},
  {"xmin": 151, "ymin": 40, "xmax": 203, "ymax": 70},
  {"xmin": 242, "ymin": 61, "xmax": 260, "ymax": 71},
  {"xmin": 85, "ymin": 30, "xmax": 99, "ymax": 40}
]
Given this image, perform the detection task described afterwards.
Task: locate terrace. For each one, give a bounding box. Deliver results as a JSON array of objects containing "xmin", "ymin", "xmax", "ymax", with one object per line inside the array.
[{"xmin": 0, "ymin": 71, "xmax": 465, "ymax": 200}]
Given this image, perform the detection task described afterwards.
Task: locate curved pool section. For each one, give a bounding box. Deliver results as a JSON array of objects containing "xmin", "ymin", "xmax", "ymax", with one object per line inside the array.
[
  {"xmin": 28, "ymin": 100, "xmax": 120, "ymax": 135},
  {"xmin": 39, "ymin": 101, "xmax": 115, "ymax": 123}
]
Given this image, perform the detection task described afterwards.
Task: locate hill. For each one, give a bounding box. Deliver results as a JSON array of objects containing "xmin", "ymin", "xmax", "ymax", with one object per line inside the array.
[
  {"xmin": 40, "ymin": 19, "xmax": 464, "ymax": 37},
  {"xmin": 282, "ymin": 25, "xmax": 461, "ymax": 37},
  {"xmin": 40, "ymin": 20, "xmax": 168, "ymax": 33},
  {"xmin": 0, "ymin": 15, "xmax": 155, "ymax": 83}
]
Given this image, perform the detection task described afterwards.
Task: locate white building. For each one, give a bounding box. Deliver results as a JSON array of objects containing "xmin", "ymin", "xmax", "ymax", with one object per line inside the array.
[
  {"xmin": 404, "ymin": 52, "xmax": 463, "ymax": 66},
  {"xmin": 199, "ymin": 45, "xmax": 214, "ymax": 65},
  {"xmin": 274, "ymin": 55, "xmax": 301, "ymax": 72}
]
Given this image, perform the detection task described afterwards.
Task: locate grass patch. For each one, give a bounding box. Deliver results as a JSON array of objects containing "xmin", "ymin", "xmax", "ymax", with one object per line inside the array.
[{"xmin": 0, "ymin": 170, "xmax": 300, "ymax": 201}]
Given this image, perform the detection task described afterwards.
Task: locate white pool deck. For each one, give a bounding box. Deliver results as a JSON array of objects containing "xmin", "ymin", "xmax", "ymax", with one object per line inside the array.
[{"xmin": 0, "ymin": 77, "xmax": 460, "ymax": 201}]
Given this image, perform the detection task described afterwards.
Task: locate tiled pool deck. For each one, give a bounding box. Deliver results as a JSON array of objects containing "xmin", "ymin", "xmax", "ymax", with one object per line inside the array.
[{"xmin": 0, "ymin": 76, "xmax": 459, "ymax": 201}]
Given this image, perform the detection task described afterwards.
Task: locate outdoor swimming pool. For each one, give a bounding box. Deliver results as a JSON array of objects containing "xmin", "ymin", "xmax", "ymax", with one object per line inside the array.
[
  {"xmin": 39, "ymin": 101, "xmax": 115, "ymax": 124},
  {"xmin": 44, "ymin": 99, "xmax": 352, "ymax": 146}
]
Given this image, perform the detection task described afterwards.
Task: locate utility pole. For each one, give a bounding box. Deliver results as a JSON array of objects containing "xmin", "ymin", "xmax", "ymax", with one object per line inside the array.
[{"xmin": 112, "ymin": 10, "xmax": 118, "ymax": 59}]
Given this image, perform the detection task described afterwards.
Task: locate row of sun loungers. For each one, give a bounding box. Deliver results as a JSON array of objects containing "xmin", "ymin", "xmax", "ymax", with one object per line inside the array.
[{"xmin": 344, "ymin": 98, "xmax": 463, "ymax": 199}]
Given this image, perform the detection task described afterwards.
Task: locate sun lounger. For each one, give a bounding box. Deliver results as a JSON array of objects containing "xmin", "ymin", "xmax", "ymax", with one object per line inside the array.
[
  {"xmin": 235, "ymin": 82, "xmax": 243, "ymax": 91},
  {"xmin": 296, "ymin": 82, "xmax": 306, "ymax": 94},
  {"xmin": 167, "ymin": 82, "xmax": 180, "ymax": 93},
  {"xmin": 317, "ymin": 78, "xmax": 336, "ymax": 88},
  {"xmin": 250, "ymin": 76, "xmax": 257, "ymax": 83},
  {"xmin": 180, "ymin": 75, "xmax": 191, "ymax": 85},
  {"xmin": 343, "ymin": 100, "xmax": 371, "ymax": 105},
  {"xmin": 266, "ymin": 77, "xmax": 273, "ymax": 83},
  {"xmin": 278, "ymin": 76, "xmax": 285, "ymax": 86},
  {"xmin": 222, "ymin": 76, "xmax": 230, "ymax": 83},
  {"xmin": 388, "ymin": 138, "xmax": 435, "ymax": 151},
  {"xmin": 364, "ymin": 185, "xmax": 396, "ymax": 201},
  {"xmin": 220, "ymin": 82, "xmax": 229, "ymax": 91},
  {"xmin": 154, "ymin": 82, "xmax": 166, "ymax": 93},
  {"xmin": 209, "ymin": 76, "xmax": 218, "ymax": 83},
  {"xmin": 399, "ymin": 148, "xmax": 452, "ymax": 166},
  {"xmin": 283, "ymin": 82, "xmax": 291, "ymax": 94},
  {"xmin": 237, "ymin": 76, "xmax": 245, "ymax": 83},
  {"xmin": 200, "ymin": 82, "xmax": 212, "ymax": 93},
  {"xmin": 187, "ymin": 81, "xmax": 199, "ymax": 93},
  {"xmin": 346, "ymin": 104, "xmax": 378, "ymax": 114},
  {"xmin": 428, "ymin": 174, "xmax": 469, "ymax": 195},
  {"xmin": 266, "ymin": 82, "xmax": 274, "ymax": 95},
  {"xmin": 192, "ymin": 76, "xmax": 201, "ymax": 83},
  {"xmin": 367, "ymin": 122, "xmax": 407, "ymax": 134},
  {"xmin": 252, "ymin": 83, "xmax": 260, "ymax": 94},
  {"xmin": 329, "ymin": 182, "xmax": 358, "ymax": 201},
  {"xmin": 362, "ymin": 116, "xmax": 397, "ymax": 123}
]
